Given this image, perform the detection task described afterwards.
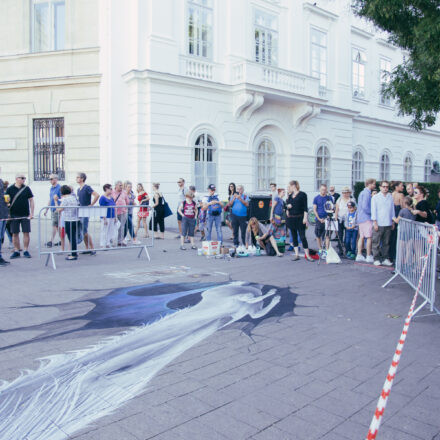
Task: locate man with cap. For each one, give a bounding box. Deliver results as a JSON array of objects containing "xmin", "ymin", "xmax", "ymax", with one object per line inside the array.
[
  {"xmin": 6, "ymin": 173, "xmax": 35, "ymax": 258},
  {"xmin": 204, "ymin": 184, "xmax": 224, "ymax": 243},
  {"xmin": 43, "ymin": 173, "xmax": 61, "ymax": 247},
  {"xmin": 0, "ymin": 167, "xmax": 10, "ymax": 265}
]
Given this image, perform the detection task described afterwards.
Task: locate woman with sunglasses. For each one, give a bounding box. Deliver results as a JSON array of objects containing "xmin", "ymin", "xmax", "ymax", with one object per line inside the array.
[{"xmin": 411, "ymin": 186, "xmax": 430, "ymax": 222}]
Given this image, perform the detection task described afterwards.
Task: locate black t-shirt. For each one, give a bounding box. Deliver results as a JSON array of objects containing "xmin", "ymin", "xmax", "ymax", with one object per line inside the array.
[
  {"xmin": 286, "ymin": 191, "xmax": 308, "ymax": 216},
  {"xmin": 415, "ymin": 200, "xmax": 430, "ymax": 222},
  {"xmin": 6, "ymin": 185, "xmax": 33, "ymax": 216}
]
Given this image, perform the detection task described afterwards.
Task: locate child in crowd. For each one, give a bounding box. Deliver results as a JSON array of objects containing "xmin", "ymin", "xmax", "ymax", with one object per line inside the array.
[
  {"xmin": 394, "ymin": 196, "xmax": 416, "ymax": 223},
  {"xmin": 344, "ymin": 201, "xmax": 358, "ymax": 259},
  {"xmin": 99, "ymin": 184, "xmax": 117, "ymax": 248},
  {"xmin": 178, "ymin": 191, "xmax": 198, "ymax": 250}
]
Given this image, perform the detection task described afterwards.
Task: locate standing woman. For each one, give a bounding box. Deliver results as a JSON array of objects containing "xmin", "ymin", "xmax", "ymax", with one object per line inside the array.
[
  {"xmin": 411, "ymin": 186, "xmax": 430, "ymax": 222},
  {"xmin": 334, "ymin": 186, "xmax": 353, "ymax": 246},
  {"xmin": 390, "ymin": 181, "xmax": 405, "ymax": 261},
  {"xmin": 57, "ymin": 185, "xmax": 80, "ymax": 261},
  {"xmin": 149, "ymin": 182, "xmax": 165, "ymax": 239},
  {"xmin": 123, "ymin": 181, "xmax": 139, "ymax": 244},
  {"xmin": 135, "ymin": 183, "xmax": 150, "ymax": 238},
  {"xmin": 225, "ymin": 183, "xmax": 236, "ymax": 240},
  {"xmin": 285, "ymin": 180, "xmax": 313, "ymax": 261}
]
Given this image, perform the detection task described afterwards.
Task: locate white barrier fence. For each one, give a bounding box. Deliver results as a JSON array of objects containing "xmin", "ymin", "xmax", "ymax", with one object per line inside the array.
[
  {"xmin": 383, "ymin": 218, "xmax": 439, "ymax": 316},
  {"xmin": 37, "ymin": 205, "xmax": 154, "ymax": 269}
]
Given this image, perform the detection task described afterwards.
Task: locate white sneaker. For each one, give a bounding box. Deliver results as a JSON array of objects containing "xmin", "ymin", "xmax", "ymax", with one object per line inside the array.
[
  {"xmin": 373, "ymin": 260, "xmax": 381, "ymax": 266},
  {"xmin": 365, "ymin": 255, "xmax": 374, "ymax": 263},
  {"xmin": 355, "ymin": 254, "xmax": 365, "ymax": 262},
  {"xmin": 382, "ymin": 259, "xmax": 393, "ymax": 267},
  {"xmin": 132, "ymin": 239, "xmax": 141, "ymax": 245}
]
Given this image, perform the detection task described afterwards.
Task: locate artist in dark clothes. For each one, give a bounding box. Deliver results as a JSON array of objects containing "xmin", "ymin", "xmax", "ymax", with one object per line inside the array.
[{"xmin": 285, "ymin": 180, "xmax": 313, "ymax": 262}]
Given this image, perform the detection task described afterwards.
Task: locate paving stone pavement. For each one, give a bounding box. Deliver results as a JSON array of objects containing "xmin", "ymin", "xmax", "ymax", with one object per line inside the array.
[{"xmin": 0, "ymin": 228, "xmax": 439, "ymax": 440}]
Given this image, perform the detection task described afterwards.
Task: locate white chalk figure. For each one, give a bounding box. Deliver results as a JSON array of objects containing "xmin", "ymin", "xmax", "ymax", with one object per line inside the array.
[{"xmin": 0, "ymin": 282, "xmax": 280, "ymax": 440}]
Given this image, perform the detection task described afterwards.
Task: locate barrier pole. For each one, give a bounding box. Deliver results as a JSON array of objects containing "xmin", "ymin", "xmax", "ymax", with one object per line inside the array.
[{"xmin": 366, "ymin": 237, "xmax": 434, "ymax": 440}]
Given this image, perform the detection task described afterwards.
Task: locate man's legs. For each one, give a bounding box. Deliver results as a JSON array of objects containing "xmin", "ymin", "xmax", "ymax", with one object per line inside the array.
[
  {"xmin": 382, "ymin": 226, "xmax": 392, "ymax": 260},
  {"xmin": 372, "ymin": 228, "xmax": 381, "ymax": 261},
  {"xmin": 214, "ymin": 215, "xmax": 223, "ymax": 243},
  {"xmin": 231, "ymin": 214, "xmax": 240, "ymax": 247},
  {"xmin": 206, "ymin": 215, "xmax": 213, "ymax": 241},
  {"xmin": 239, "ymin": 216, "xmax": 247, "ymax": 246},
  {"xmin": 117, "ymin": 213, "xmax": 127, "ymax": 244},
  {"xmin": 23, "ymin": 232, "xmax": 30, "ymax": 251}
]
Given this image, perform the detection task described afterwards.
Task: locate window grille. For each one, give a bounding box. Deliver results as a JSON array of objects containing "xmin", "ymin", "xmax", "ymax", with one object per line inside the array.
[
  {"xmin": 352, "ymin": 48, "xmax": 366, "ymax": 98},
  {"xmin": 424, "ymin": 157, "xmax": 432, "ymax": 182},
  {"xmin": 256, "ymin": 139, "xmax": 276, "ymax": 190},
  {"xmin": 311, "ymin": 28, "xmax": 327, "ymax": 88},
  {"xmin": 33, "ymin": 118, "xmax": 65, "ymax": 181},
  {"xmin": 352, "ymin": 150, "xmax": 364, "ymax": 188},
  {"xmin": 32, "ymin": 0, "xmax": 65, "ymax": 52},
  {"xmin": 194, "ymin": 133, "xmax": 216, "ymax": 190},
  {"xmin": 315, "ymin": 145, "xmax": 330, "ymax": 190},
  {"xmin": 254, "ymin": 10, "xmax": 278, "ymax": 66},
  {"xmin": 379, "ymin": 152, "xmax": 390, "ymax": 181},
  {"xmin": 188, "ymin": 0, "xmax": 213, "ymax": 58},
  {"xmin": 403, "ymin": 155, "xmax": 413, "ymax": 181}
]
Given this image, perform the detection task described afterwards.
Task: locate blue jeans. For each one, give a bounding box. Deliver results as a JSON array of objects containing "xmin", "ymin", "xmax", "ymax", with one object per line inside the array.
[
  {"xmin": 0, "ymin": 220, "xmax": 5, "ymax": 257},
  {"xmin": 206, "ymin": 214, "xmax": 223, "ymax": 242},
  {"xmin": 345, "ymin": 228, "xmax": 358, "ymax": 253}
]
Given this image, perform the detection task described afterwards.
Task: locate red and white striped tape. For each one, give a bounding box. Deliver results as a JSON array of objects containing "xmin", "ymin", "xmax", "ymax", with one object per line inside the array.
[{"xmin": 366, "ymin": 235, "xmax": 434, "ymax": 440}]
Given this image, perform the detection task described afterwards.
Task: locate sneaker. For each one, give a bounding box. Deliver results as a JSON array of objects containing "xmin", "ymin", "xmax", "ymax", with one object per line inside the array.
[
  {"xmin": 132, "ymin": 239, "xmax": 141, "ymax": 245},
  {"xmin": 180, "ymin": 246, "xmax": 186, "ymax": 250},
  {"xmin": 355, "ymin": 254, "xmax": 365, "ymax": 262},
  {"xmin": 0, "ymin": 257, "xmax": 10, "ymax": 266},
  {"xmin": 349, "ymin": 253, "xmax": 356, "ymax": 260},
  {"xmin": 175, "ymin": 235, "xmax": 181, "ymax": 239},
  {"xmin": 191, "ymin": 245, "xmax": 197, "ymax": 250},
  {"xmin": 8, "ymin": 243, "xmax": 14, "ymax": 249},
  {"xmin": 291, "ymin": 255, "xmax": 300, "ymax": 261},
  {"xmin": 287, "ymin": 245, "xmax": 294, "ymax": 251},
  {"xmin": 81, "ymin": 251, "xmax": 92, "ymax": 254},
  {"xmin": 10, "ymin": 251, "xmax": 20, "ymax": 259},
  {"xmin": 365, "ymin": 255, "xmax": 374, "ymax": 264},
  {"xmin": 45, "ymin": 241, "xmax": 53, "ymax": 248},
  {"xmin": 65, "ymin": 255, "xmax": 78, "ymax": 261},
  {"xmin": 90, "ymin": 251, "xmax": 97, "ymax": 256},
  {"xmin": 23, "ymin": 251, "xmax": 31, "ymax": 258},
  {"xmin": 373, "ymin": 260, "xmax": 381, "ymax": 266},
  {"xmin": 184, "ymin": 238, "xmax": 190, "ymax": 244},
  {"xmin": 382, "ymin": 259, "xmax": 393, "ymax": 267}
]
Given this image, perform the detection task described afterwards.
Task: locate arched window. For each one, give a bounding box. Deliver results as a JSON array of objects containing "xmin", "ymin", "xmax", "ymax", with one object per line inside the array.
[
  {"xmin": 315, "ymin": 145, "xmax": 330, "ymax": 190},
  {"xmin": 352, "ymin": 149, "xmax": 364, "ymax": 188},
  {"xmin": 379, "ymin": 152, "xmax": 390, "ymax": 181},
  {"xmin": 256, "ymin": 139, "xmax": 276, "ymax": 190},
  {"xmin": 403, "ymin": 154, "xmax": 413, "ymax": 181},
  {"xmin": 194, "ymin": 132, "xmax": 216, "ymax": 191},
  {"xmin": 424, "ymin": 156, "xmax": 432, "ymax": 182}
]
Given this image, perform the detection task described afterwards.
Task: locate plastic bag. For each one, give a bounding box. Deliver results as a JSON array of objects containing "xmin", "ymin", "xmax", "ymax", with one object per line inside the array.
[{"xmin": 326, "ymin": 246, "xmax": 341, "ymax": 264}]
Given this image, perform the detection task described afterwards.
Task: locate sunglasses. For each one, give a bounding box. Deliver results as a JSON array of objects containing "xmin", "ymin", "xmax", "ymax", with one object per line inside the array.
[
  {"xmin": 381, "ymin": 185, "xmax": 389, "ymax": 188},
  {"xmin": 18, "ymin": 176, "xmax": 26, "ymax": 179}
]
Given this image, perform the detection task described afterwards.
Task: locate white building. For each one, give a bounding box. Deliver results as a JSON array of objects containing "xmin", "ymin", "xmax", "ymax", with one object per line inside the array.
[{"xmin": 1, "ymin": 0, "xmax": 439, "ymax": 216}]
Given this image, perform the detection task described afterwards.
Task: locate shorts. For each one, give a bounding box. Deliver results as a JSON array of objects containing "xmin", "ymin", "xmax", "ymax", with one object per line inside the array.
[
  {"xmin": 315, "ymin": 221, "xmax": 325, "ymax": 239},
  {"xmin": 51, "ymin": 210, "xmax": 60, "ymax": 227},
  {"xmin": 182, "ymin": 217, "xmax": 196, "ymax": 237},
  {"xmin": 358, "ymin": 220, "xmax": 373, "ymax": 239},
  {"xmin": 10, "ymin": 218, "xmax": 31, "ymax": 234},
  {"xmin": 80, "ymin": 217, "xmax": 89, "ymax": 234},
  {"xmin": 325, "ymin": 217, "xmax": 338, "ymax": 232},
  {"xmin": 177, "ymin": 212, "xmax": 183, "ymax": 222}
]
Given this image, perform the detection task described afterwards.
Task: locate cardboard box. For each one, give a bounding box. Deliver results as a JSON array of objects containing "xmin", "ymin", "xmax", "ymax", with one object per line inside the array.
[{"xmin": 202, "ymin": 241, "xmax": 220, "ymax": 256}]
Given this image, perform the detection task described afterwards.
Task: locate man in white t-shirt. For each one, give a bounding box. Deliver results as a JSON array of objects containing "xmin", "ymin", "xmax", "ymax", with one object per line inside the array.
[{"xmin": 176, "ymin": 177, "xmax": 187, "ymax": 238}]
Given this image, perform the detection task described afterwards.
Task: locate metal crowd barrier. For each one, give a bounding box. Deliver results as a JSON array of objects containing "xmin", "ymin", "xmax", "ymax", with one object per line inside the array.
[
  {"xmin": 383, "ymin": 218, "xmax": 439, "ymax": 316},
  {"xmin": 37, "ymin": 204, "xmax": 154, "ymax": 270}
]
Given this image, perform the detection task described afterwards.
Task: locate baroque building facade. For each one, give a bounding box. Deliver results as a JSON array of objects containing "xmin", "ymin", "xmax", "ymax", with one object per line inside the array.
[{"xmin": 1, "ymin": 0, "xmax": 439, "ymax": 212}]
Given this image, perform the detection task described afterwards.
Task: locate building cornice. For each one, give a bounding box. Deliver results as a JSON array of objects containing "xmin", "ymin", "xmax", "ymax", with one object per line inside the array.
[
  {"xmin": 303, "ymin": 3, "xmax": 338, "ymax": 21},
  {"xmin": 377, "ymin": 38, "xmax": 398, "ymax": 51},
  {"xmin": 351, "ymin": 25, "xmax": 374, "ymax": 40},
  {"xmin": 0, "ymin": 46, "xmax": 99, "ymax": 60},
  {"xmin": 0, "ymin": 74, "xmax": 101, "ymax": 90}
]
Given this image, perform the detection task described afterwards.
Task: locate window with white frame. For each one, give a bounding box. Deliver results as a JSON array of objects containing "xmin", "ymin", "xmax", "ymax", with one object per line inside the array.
[
  {"xmin": 254, "ymin": 10, "xmax": 278, "ymax": 66},
  {"xmin": 256, "ymin": 139, "xmax": 276, "ymax": 190},
  {"xmin": 352, "ymin": 150, "xmax": 364, "ymax": 187},
  {"xmin": 352, "ymin": 48, "xmax": 366, "ymax": 98},
  {"xmin": 315, "ymin": 145, "xmax": 330, "ymax": 190},
  {"xmin": 32, "ymin": 0, "xmax": 65, "ymax": 52},
  {"xmin": 379, "ymin": 58, "xmax": 392, "ymax": 106},
  {"xmin": 379, "ymin": 152, "xmax": 390, "ymax": 181},
  {"xmin": 424, "ymin": 157, "xmax": 432, "ymax": 182},
  {"xmin": 188, "ymin": 0, "xmax": 213, "ymax": 58},
  {"xmin": 194, "ymin": 133, "xmax": 216, "ymax": 190},
  {"xmin": 403, "ymin": 154, "xmax": 413, "ymax": 181},
  {"xmin": 311, "ymin": 28, "xmax": 327, "ymax": 88}
]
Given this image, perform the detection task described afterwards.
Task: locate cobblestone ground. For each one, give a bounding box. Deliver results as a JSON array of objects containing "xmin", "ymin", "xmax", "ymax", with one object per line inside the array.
[{"xmin": 0, "ymin": 228, "xmax": 439, "ymax": 440}]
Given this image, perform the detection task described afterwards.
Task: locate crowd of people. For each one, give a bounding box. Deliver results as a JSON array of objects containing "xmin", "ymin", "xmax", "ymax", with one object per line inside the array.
[{"xmin": 0, "ymin": 168, "xmax": 438, "ymax": 267}]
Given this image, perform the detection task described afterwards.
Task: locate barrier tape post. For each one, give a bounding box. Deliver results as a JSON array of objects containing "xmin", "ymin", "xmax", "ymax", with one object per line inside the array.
[{"xmin": 366, "ymin": 234, "xmax": 435, "ymax": 440}]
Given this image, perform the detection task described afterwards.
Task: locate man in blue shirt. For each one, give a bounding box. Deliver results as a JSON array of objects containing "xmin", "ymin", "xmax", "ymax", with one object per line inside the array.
[
  {"xmin": 356, "ymin": 178, "xmax": 376, "ymax": 263},
  {"xmin": 227, "ymin": 184, "xmax": 249, "ymax": 247},
  {"xmin": 43, "ymin": 174, "xmax": 61, "ymax": 247},
  {"xmin": 204, "ymin": 184, "xmax": 224, "ymax": 243},
  {"xmin": 313, "ymin": 184, "xmax": 332, "ymax": 250}
]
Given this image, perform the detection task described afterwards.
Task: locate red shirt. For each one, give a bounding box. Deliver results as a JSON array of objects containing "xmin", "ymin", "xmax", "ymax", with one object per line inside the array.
[{"xmin": 183, "ymin": 200, "xmax": 196, "ymax": 219}]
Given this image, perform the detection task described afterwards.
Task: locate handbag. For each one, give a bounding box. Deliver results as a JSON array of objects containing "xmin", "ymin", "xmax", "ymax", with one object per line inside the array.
[{"xmin": 162, "ymin": 197, "xmax": 173, "ymax": 218}]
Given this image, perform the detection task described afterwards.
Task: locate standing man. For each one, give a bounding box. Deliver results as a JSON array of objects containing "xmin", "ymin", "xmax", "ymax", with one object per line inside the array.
[
  {"xmin": 329, "ymin": 186, "xmax": 340, "ymax": 203},
  {"xmin": 356, "ymin": 178, "xmax": 376, "ymax": 263},
  {"xmin": 176, "ymin": 178, "xmax": 187, "ymax": 238},
  {"xmin": 43, "ymin": 174, "xmax": 61, "ymax": 247},
  {"xmin": 371, "ymin": 181, "xmax": 394, "ymax": 266},
  {"xmin": 270, "ymin": 183, "xmax": 277, "ymax": 201},
  {"xmin": 0, "ymin": 167, "xmax": 10, "ymax": 265},
  {"xmin": 204, "ymin": 184, "xmax": 223, "ymax": 243},
  {"xmin": 228, "ymin": 185, "xmax": 249, "ymax": 248},
  {"xmin": 313, "ymin": 184, "xmax": 331, "ymax": 250},
  {"xmin": 76, "ymin": 172, "xmax": 99, "ymax": 255},
  {"xmin": 6, "ymin": 173, "xmax": 34, "ymax": 259},
  {"xmin": 112, "ymin": 180, "xmax": 130, "ymax": 246}
]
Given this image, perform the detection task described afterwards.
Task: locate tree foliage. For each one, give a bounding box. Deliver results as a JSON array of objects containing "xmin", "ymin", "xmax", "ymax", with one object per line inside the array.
[{"xmin": 353, "ymin": 0, "xmax": 440, "ymax": 130}]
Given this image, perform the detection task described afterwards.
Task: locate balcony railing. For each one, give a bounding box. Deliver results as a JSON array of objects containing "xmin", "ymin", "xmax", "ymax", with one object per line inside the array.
[
  {"xmin": 232, "ymin": 61, "xmax": 324, "ymax": 100},
  {"xmin": 179, "ymin": 56, "xmax": 219, "ymax": 81}
]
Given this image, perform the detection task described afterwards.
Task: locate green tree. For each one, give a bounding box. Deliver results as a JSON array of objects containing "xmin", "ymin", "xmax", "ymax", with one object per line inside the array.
[{"xmin": 353, "ymin": 0, "xmax": 440, "ymax": 130}]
